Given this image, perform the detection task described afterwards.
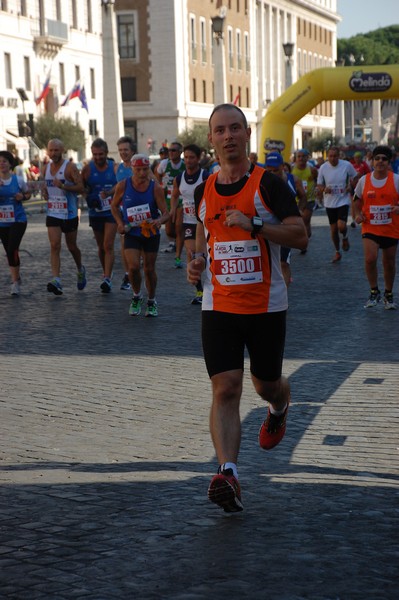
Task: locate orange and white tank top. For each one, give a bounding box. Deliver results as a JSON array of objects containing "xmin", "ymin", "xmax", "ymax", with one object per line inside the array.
[
  {"xmin": 361, "ymin": 172, "xmax": 399, "ymax": 238},
  {"xmin": 198, "ymin": 165, "xmax": 287, "ymax": 314}
]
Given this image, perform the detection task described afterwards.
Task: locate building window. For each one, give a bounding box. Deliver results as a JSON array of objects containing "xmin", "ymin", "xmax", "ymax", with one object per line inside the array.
[
  {"xmin": 190, "ymin": 16, "xmax": 197, "ymax": 61},
  {"xmin": 55, "ymin": 0, "xmax": 61, "ymax": 20},
  {"xmin": 121, "ymin": 77, "xmax": 136, "ymax": 101},
  {"xmin": 200, "ymin": 19, "xmax": 206, "ymax": 63},
  {"xmin": 192, "ymin": 78, "xmax": 197, "ymax": 102},
  {"xmin": 59, "ymin": 63, "xmax": 65, "ymax": 94},
  {"xmin": 72, "ymin": 0, "xmax": 78, "ymax": 28},
  {"xmin": 297, "ymin": 18, "xmax": 300, "ymax": 35},
  {"xmin": 244, "ymin": 33, "xmax": 249, "ymax": 72},
  {"xmin": 75, "ymin": 65, "xmax": 80, "ymax": 82},
  {"xmin": 87, "ymin": 0, "xmax": 92, "ymax": 32},
  {"xmin": 246, "ymin": 87, "xmax": 249, "ymax": 107},
  {"xmin": 117, "ymin": 13, "xmax": 137, "ymax": 59},
  {"xmin": 236, "ymin": 30, "xmax": 242, "ymax": 71},
  {"xmin": 202, "ymin": 80, "xmax": 206, "ymax": 103},
  {"xmin": 20, "ymin": 0, "xmax": 27, "ymax": 16},
  {"xmin": 228, "ymin": 28, "xmax": 234, "ymax": 69},
  {"xmin": 124, "ymin": 119, "xmax": 137, "ymax": 143},
  {"xmin": 24, "ymin": 56, "xmax": 31, "ymax": 91},
  {"xmin": 4, "ymin": 53, "xmax": 12, "ymax": 88},
  {"xmin": 229, "ymin": 84, "xmax": 233, "ymax": 103},
  {"xmin": 0, "ymin": 1, "xmax": 8, "ymax": 11},
  {"xmin": 90, "ymin": 68, "xmax": 95, "ymax": 99}
]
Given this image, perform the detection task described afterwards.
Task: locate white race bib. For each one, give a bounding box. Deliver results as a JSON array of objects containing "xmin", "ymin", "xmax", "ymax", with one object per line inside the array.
[
  {"xmin": 126, "ymin": 203, "xmax": 151, "ymax": 224},
  {"xmin": 0, "ymin": 204, "xmax": 15, "ymax": 223},
  {"xmin": 369, "ymin": 204, "xmax": 392, "ymax": 225},
  {"xmin": 213, "ymin": 239, "xmax": 263, "ymax": 286},
  {"xmin": 48, "ymin": 196, "xmax": 68, "ymax": 219}
]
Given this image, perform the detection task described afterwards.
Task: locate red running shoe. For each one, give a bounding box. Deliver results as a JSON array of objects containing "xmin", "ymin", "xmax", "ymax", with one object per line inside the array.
[
  {"xmin": 208, "ymin": 469, "xmax": 243, "ymax": 512},
  {"xmin": 259, "ymin": 399, "xmax": 290, "ymax": 450}
]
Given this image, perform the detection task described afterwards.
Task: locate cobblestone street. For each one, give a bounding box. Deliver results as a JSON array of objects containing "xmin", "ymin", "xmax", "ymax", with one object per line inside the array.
[{"xmin": 0, "ymin": 209, "xmax": 398, "ymax": 599}]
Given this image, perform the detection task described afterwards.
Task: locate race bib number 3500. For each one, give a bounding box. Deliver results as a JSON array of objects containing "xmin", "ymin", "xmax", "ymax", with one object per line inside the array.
[{"xmin": 213, "ymin": 239, "xmax": 263, "ymax": 285}]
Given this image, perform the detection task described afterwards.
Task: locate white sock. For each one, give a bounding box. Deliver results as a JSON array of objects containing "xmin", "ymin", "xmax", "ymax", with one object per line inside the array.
[
  {"xmin": 270, "ymin": 403, "xmax": 287, "ymax": 416},
  {"xmin": 220, "ymin": 462, "xmax": 238, "ymax": 479}
]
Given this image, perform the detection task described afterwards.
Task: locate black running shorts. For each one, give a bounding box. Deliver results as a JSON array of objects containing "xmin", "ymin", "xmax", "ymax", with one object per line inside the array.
[{"xmin": 201, "ymin": 310, "xmax": 286, "ymax": 381}]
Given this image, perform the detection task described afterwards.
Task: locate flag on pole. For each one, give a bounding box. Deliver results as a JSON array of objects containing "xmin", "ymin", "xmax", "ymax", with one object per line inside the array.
[
  {"xmin": 233, "ymin": 93, "xmax": 240, "ymax": 106},
  {"xmin": 79, "ymin": 86, "xmax": 89, "ymax": 112},
  {"xmin": 61, "ymin": 81, "xmax": 81, "ymax": 106},
  {"xmin": 35, "ymin": 69, "xmax": 51, "ymax": 105}
]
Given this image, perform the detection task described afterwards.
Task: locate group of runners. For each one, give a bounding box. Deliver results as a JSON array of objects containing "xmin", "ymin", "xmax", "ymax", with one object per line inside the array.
[{"xmin": 1, "ymin": 103, "xmax": 399, "ymax": 512}]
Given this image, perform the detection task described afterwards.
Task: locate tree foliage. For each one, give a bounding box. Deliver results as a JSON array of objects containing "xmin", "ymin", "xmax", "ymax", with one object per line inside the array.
[
  {"xmin": 307, "ymin": 131, "xmax": 341, "ymax": 153},
  {"xmin": 337, "ymin": 25, "xmax": 399, "ymax": 65},
  {"xmin": 33, "ymin": 115, "xmax": 85, "ymax": 152},
  {"xmin": 177, "ymin": 124, "xmax": 211, "ymax": 151}
]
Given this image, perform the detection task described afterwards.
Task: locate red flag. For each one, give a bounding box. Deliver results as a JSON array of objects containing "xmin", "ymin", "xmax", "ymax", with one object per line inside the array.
[
  {"xmin": 233, "ymin": 93, "xmax": 240, "ymax": 106},
  {"xmin": 35, "ymin": 71, "xmax": 51, "ymax": 105},
  {"xmin": 61, "ymin": 81, "xmax": 81, "ymax": 106}
]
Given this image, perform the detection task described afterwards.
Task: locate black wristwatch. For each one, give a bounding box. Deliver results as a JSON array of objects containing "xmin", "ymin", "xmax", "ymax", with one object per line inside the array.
[{"xmin": 251, "ymin": 216, "xmax": 263, "ymax": 238}]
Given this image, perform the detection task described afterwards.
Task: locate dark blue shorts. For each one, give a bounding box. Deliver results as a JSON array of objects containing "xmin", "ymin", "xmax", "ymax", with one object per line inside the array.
[
  {"xmin": 89, "ymin": 215, "xmax": 116, "ymax": 231},
  {"xmin": 124, "ymin": 234, "xmax": 160, "ymax": 253}
]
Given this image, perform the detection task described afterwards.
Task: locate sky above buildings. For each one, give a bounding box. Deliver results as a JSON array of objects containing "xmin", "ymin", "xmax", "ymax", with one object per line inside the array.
[{"xmin": 337, "ymin": 0, "xmax": 399, "ymax": 38}]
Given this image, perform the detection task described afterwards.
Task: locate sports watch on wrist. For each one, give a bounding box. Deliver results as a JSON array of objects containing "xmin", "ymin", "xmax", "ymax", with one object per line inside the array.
[{"xmin": 251, "ymin": 215, "xmax": 263, "ymax": 238}]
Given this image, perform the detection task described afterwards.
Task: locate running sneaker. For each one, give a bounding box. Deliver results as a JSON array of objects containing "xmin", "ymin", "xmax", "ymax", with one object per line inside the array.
[
  {"xmin": 120, "ymin": 273, "xmax": 131, "ymax": 291},
  {"xmin": 208, "ymin": 468, "xmax": 243, "ymax": 512},
  {"xmin": 145, "ymin": 300, "xmax": 158, "ymax": 317},
  {"xmin": 162, "ymin": 241, "xmax": 176, "ymax": 253},
  {"xmin": 129, "ymin": 296, "xmax": 143, "ymax": 316},
  {"xmin": 77, "ymin": 266, "xmax": 87, "ymax": 290},
  {"xmin": 342, "ymin": 238, "xmax": 350, "ymax": 251},
  {"xmin": 350, "ymin": 221, "xmax": 356, "ymax": 229},
  {"xmin": 332, "ymin": 251, "xmax": 342, "ymax": 263},
  {"xmin": 174, "ymin": 257, "xmax": 183, "ymax": 269},
  {"xmin": 383, "ymin": 292, "xmax": 397, "ymax": 310},
  {"xmin": 10, "ymin": 281, "xmax": 21, "ymax": 296},
  {"xmin": 47, "ymin": 279, "xmax": 63, "ymax": 295},
  {"xmin": 191, "ymin": 291, "xmax": 203, "ymax": 305},
  {"xmin": 100, "ymin": 277, "xmax": 112, "ymax": 293},
  {"xmin": 259, "ymin": 399, "xmax": 290, "ymax": 450},
  {"xmin": 364, "ymin": 289, "xmax": 381, "ymax": 308}
]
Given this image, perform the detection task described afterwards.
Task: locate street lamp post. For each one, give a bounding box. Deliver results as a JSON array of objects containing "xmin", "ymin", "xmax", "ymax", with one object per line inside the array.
[
  {"xmin": 211, "ymin": 15, "xmax": 227, "ymax": 105},
  {"xmin": 282, "ymin": 42, "xmax": 295, "ymax": 90}
]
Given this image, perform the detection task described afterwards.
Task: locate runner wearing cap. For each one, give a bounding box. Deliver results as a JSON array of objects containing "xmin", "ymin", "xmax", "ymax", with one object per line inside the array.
[
  {"xmin": 353, "ymin": 145, "xmax": 399, "ymax": 309},
  {"xmin": 155, "ymin": 142, "xmax": 185, "ymax": 264},
  {"xmin": 111, "ymin": 154, "xmax": 169, "ymax": 317}
]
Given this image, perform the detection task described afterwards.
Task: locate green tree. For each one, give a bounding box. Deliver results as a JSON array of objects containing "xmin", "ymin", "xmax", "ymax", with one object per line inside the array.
[
  {"xmin": 177, "ymin": 124, "xmax": 211, "ymax": 152},
  {"xmin": 33, "ymin": 115, "xmax": 85, "ymax": 152},
  {"xmin": 337, "ymin": 25, "xmax": 399, "ymax": 65},
  {"xmin": 307, "ymin": 131, "xmax": 340, "ymax": 154}
]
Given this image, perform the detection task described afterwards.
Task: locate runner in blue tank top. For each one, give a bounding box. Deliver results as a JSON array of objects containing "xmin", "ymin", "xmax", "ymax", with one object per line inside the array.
[
  {"xmin": 111, "ymin": 154, "xmax": 169, "ymax": 317},
  {"xmin": 115, "ymin": 136, "xmax": 136, "ymax": 291},
  {"xmin": 0, "ymin": 151, "xmax": 31, "ymax": 296},
  {"xmin": 82, "ymin": 138, "xmax": 118, "ymax": 293}
]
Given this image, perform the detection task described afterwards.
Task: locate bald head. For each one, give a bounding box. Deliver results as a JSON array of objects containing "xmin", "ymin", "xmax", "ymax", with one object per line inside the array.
[{"xmin": 47, "ymin": 139, "xmax": 65, "ymax": 164}]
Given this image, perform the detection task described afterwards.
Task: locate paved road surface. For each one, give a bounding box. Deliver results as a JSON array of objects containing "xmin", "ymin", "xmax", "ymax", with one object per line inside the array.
[{"xmin": 0, "ymin": 209, "xmax": 398, "ymax": 599}]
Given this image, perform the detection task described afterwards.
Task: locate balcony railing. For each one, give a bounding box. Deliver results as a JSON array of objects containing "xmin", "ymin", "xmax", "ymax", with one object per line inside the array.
[{"xmin": 32, "ymin": 19, "xmax": 68, "ymax": 55}]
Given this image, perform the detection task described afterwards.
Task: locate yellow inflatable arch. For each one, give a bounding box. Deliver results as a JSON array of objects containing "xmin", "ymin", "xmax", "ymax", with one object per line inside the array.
[{"xmin": 259, "ymin": 64, "xmax": 399, "ymax": 162}]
